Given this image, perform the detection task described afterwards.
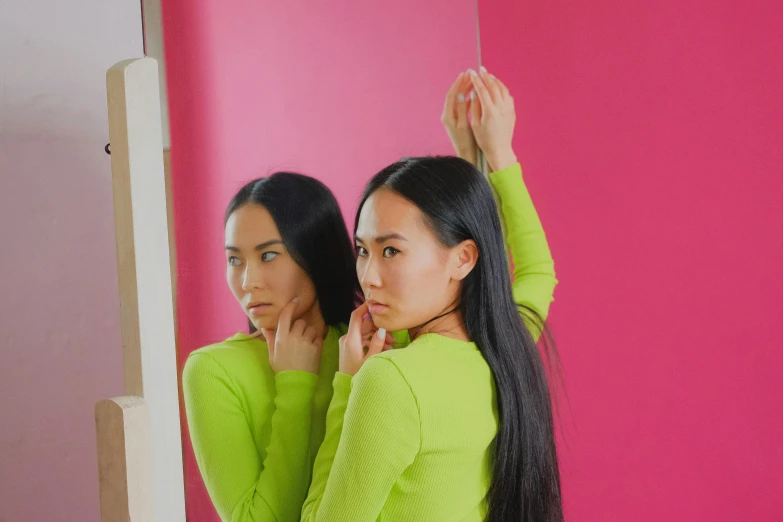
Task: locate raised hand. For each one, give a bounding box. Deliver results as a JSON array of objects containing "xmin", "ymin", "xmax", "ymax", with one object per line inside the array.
[
  {"xmin": 338, "ymin": 302, "xmax": 395, "ymax": 376},
  {"xmin": 442, "ymin": 71, "xmax": 478, "ymax": 166},
  {"xmin": 261, "ymin": 299, "xmax": 324, "ymax": 374},
  {"xmin": 469, "ymin": 68, "xmax": 518, "ymax": 172}
]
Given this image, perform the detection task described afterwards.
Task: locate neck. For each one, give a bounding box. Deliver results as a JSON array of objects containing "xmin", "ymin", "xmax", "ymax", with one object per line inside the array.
[
  {"xmin": 409, "ymin": 300, "xmax": 471, "ymax": 342},
  {"xmin": 301, "ymin": 300, "xmax": 328, "ymax": 339}
]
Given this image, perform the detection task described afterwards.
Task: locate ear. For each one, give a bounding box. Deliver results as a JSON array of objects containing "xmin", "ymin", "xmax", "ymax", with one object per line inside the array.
[{"xmin": 450, "ymin": 239, "xmax": 479, "ymax": 282}]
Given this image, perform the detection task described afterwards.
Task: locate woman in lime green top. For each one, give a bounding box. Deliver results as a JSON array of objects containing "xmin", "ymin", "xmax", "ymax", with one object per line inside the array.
[
  {"xmin": 301, "ymin": 69, "xmax": 564, "ymax": 521},
  {"xmin": 182, "ymin": 173, "xmax": 395, "ymax": 522}
]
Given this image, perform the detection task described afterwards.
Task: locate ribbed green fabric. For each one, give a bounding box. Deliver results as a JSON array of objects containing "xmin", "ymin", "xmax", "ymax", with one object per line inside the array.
[
  {"xmin": 183, "ymin": 324, "xmax": 346, "ymax": 522},
  {"xmin": 300, "ymin": 162, "xmax": 557, "ymax": 521},
  {"xmin": 491, "ymin": 162, "xmax": 558, "ymax": 339}
]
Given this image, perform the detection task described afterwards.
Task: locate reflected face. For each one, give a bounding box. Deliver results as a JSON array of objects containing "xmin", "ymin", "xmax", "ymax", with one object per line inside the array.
[
  {"xmin": 355, "ymin": 189, "xmax": 462, "ymax": 332},
  {"xmin": 225, "ymin": 203, "xmax": 317, "ymax": 330}
]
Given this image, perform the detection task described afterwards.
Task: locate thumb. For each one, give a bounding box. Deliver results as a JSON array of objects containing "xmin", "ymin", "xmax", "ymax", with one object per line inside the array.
[{"xmin": 366, "ymin": 328, "xmax": 387, "ymax": 358}]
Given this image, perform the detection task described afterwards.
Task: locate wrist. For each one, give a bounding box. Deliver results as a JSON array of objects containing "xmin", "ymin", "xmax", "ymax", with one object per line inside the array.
[
  {"xmin": 338, "ymin": 364, "xmax": 358, "ymax": 376},
  {"xmin": 486, "ymin": 149, "xmax": 518, "ymax": 172},
  {"xmin": 274, "ymin": 364, "xmax": 319, "ymax": 375},
  {"xmin": 274, "ymin": 370, "xmax": 319, "ymax": 398},
  {"xmin": 454, "ymin": 143, "xmax": 478, "ymax": 163},
  {"xmin": 457, "ymin": 149, "xmax": 478, "ymax": 166},
  {"xmin": 333, "ymin": 371, "xmax": 353, "ymax": 393}
]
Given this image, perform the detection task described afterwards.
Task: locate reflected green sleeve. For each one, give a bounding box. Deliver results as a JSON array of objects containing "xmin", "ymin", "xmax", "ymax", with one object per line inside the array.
[{"xmin": 183, "ymin": 353, "xmax": 318, "ymax": 522}]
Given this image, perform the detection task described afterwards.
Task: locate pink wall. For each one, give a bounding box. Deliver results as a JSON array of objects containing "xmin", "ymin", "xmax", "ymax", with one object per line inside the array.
[
  {"xmin": 162, "ymin": 1, "xmax": 477, "ymax": 519},
  {"xmin": 479, "ymin": 0, "xmax": 783, "ymax": 519}
]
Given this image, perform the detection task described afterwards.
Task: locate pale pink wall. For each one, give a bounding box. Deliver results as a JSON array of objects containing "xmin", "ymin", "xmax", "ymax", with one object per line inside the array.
[
  {"xmin": 0, "ymin": 1, "xmax": 143, "ymax": 520},
  {"xmin": 162, "ymin": 1, "xmax": 478, "ymax": 519},
  {"xmin": 479, "ymin": 0, "xmax": 783, "ymax": 520}
]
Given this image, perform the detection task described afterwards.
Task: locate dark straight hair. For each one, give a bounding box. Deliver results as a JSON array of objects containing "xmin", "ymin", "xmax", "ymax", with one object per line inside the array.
[
  {"xmin": 355, "ymin": 157, "xmax": 563, "ymax": 522},
  {"xmin": 225, "ymin": 172, "xmax": 360, "ymax": 328}
]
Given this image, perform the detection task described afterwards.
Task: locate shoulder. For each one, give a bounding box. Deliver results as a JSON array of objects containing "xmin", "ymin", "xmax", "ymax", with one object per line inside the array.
[
  {"xmin": 187, "ymin": 333, "xmax": 266, "ymax": 365},
  {"xmin": 372, "ymin": 334, "xmax": 454, "ymax": 368},
  {"xmin": 183, "ymin": 334, "xmax": 270, "ymax": 392},
  {"xmin": 353, "ymin": 354, "xmax": 417, "ymax": 404},
  {"xmin": 349, "ymin": 357, "xmax": 421, "ymax": 437},
  {"xmin": 372, "ymin": 335, "xmax": 487, "ymax": 390}
]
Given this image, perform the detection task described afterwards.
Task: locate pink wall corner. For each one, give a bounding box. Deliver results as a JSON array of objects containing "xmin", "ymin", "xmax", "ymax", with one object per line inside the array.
[
  {"xmin": 162, "ymin": 1, "xmax": 478, "ymax": 519},
  {"xmin": 479, "ymin": 0, "xmax": 783, "ymax": 520}
]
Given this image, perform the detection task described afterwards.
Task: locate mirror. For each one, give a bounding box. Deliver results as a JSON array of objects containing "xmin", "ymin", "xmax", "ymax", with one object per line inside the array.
[{"xmin": 162, "ymin": 2, "xmax": 483, "ymax": 520}]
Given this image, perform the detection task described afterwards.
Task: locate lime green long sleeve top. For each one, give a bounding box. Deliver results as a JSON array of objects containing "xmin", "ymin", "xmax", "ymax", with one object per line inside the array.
[
  {"xmin": 300, "ymin": 162, "xmax": 557, "ymax": 521},
  {"xmin": 182, "ymin": 324, "xmax": 347, "ymax": 522}
]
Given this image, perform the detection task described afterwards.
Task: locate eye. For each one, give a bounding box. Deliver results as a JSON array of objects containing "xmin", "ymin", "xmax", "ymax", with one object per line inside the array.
[
  {"xmin": 355, "ymin": 245, "xmax": 368, "ymax": 257},
  {"xmin": 227, "ymin": 256, "xmax": 242, "ymax": 267},
  {"xmin": 383, "ymin": 246, "xmax": 400, "ymax": 258},
  {"xmin": 261, "ymin": 252, "xmax": 278, "ymax": 262}
]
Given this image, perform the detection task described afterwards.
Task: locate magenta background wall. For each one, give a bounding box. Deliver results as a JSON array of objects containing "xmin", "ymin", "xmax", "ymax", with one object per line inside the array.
[
  {"xmin": 162, "ymin": 1, "xmax": 478, "ymax": 519},
  {"xmin": 479, "ymin": 0, "xmax": 783, "ymax": 520}
]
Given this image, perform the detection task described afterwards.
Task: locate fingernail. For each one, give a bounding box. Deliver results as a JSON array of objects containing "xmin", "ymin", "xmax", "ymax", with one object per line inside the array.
[
  {"xmin": 480, "ymin": 66, "xmax": 488, "ymax": 74},
  {"xmin": 470, "ymin": 91, "xmax": 476, "ymax": 100},
  {"xmin": 457, "ymin": 93, "xmax": 465, "ymax": 103},
  {"xmin": 468, "ymin": 69, "xmax": 478, "ymax": 77},
  {"xmin": 292, "ymin": 297, "xmax": 299, "ymax": 303},
  {"xmin": 377, "ymin": 328, "xmax": 386, "ymax": 340}
]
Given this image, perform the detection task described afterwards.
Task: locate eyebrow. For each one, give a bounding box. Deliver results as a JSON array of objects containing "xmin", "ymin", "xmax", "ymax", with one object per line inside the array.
[
  {"xmin": 225, "ymin": 239, "xmax": 284, "ymax": 252},
  {"xmin": 354, "ymin": 233, "xmax": 408, "ymax": 244}
]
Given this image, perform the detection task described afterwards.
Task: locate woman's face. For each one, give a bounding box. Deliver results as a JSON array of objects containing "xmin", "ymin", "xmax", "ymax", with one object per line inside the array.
[
  {"xmin": 355, "ymin": 189, "xmax": 476, "ymax": 332},
  {"xmin": 225, "ymin": 203, "xmax": 318, "ymax": 331}
]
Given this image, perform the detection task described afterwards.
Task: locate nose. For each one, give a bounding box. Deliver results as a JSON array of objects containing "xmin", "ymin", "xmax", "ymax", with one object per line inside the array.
[
  {"xmin": 358, "ymin": 254, "xmax": 381, "ymax": 297},
  {"xmin": 241, "ymin": 261, "xmax": 264, "ymax": 292}
]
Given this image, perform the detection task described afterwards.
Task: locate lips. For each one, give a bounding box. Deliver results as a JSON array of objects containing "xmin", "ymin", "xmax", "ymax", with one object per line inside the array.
[
  {"xmin": 367, "ymin": 300, "xmax": 388, "ymax": 314},
  {"xmin": 247, "ymin": 302, "xmax": 272, "ymax": 316}
]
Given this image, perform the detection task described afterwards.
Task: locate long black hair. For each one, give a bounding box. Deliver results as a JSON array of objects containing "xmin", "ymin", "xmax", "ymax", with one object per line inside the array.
[
  {"xmin": 225, "ymin": 172, "xmax": 360, "ymax": 327},
  {"xmin": 355, "ymin": 157, "xmax": 563, "ymax": 522}
]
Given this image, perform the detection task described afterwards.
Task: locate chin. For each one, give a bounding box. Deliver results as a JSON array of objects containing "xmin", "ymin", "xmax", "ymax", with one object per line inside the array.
[
  {"xmin": 249, "ymin": 315, "xmax": 278, "ymax": 332},
  {"xmin": 370, "ymin": 314, "xmax": 401, "ymax": 332}
]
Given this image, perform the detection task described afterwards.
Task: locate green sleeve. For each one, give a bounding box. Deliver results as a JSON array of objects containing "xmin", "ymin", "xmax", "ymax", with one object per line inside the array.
[
  {"xmin": 183, "ymin": 353, "xmax": 318, "ymax": 522},
  {"xmin": 489, "ymin": 163, "xmax": 558, "ymax": 340},
  {"xmin": 301, "ymin": 358, "xmax": 420, "ymax": 521}
]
